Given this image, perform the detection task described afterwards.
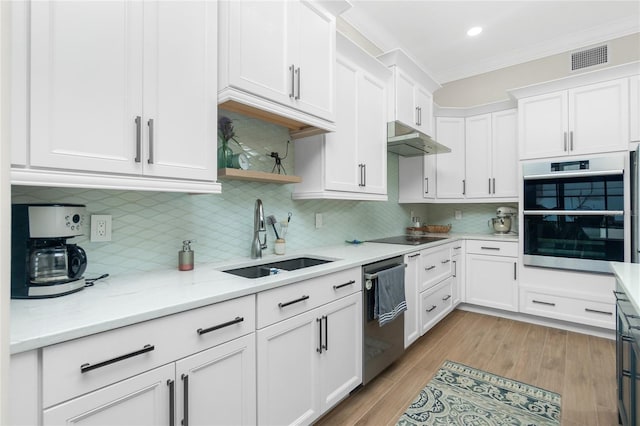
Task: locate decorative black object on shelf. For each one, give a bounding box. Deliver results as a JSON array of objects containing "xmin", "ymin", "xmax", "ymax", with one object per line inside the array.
[{"xmin": 270, "ymin": 140, "xmax": 290, "ymax": 175}]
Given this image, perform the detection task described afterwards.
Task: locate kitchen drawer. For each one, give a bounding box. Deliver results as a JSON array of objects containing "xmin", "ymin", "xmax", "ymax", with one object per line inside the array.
[
  {"xmin": 420, "ymin": 246, "xmax": 452, "ymax": 291},
  {"xmin": 257, "ymin": 268, "xmax": 361, "ymax": 329},
  {"xmin": 42, "ymin": 295, "xmax": 255, "ymax": 408},
  {"xmin": 419, "ymin": 277, "xmax": 453, "ymax": 335},
  {"xmin": 520, "ymin": 287, "xmax": 615, "ymax": 329},
  {"xmin": 466, "ymin": 240, "xmax": 517, "ymax": 257}
]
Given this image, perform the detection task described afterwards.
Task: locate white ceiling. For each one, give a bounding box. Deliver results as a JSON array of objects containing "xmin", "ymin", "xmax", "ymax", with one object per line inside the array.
[{"xmin": 341, "ymin": 1, "xmax": 640, "ymax": 84}]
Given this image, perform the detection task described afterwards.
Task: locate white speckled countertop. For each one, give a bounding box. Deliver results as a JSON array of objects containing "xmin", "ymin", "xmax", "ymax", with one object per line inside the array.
[
  {"xmin": 10, "ymin": 233, "xmax": 517, "ymax": 354},
  {"xmin": 609, "ymin": 262, "xmax": 640, "ymax": 313}
]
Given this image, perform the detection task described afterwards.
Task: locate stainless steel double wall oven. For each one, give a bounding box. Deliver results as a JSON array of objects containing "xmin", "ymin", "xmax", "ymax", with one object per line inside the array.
[{"xmin": 522, "ymin": 155, "xmax": 625, "ymax": 273}]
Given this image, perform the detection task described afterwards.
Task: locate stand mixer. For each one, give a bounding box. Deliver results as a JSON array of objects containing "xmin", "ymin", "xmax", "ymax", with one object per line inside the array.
[{"xmin": 489, "ymin": 206, "xmax": 517, "ymax": 234}]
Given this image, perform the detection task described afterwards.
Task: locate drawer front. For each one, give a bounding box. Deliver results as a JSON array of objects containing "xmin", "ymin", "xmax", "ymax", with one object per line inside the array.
[
  {"xmin": 521, "ymin": 288, "xmax": 615, "ymax": 329},
  {"xmin": 420, "ymin": 277, "xmax": 453, "ymax": 335},
  {"xmin": 420, "ymin": 247, "xmax": 452, "ymax": 291},
  {"xmin": 42, "ymin": 295, "xmax": 255, "ymax": 407},
  {"xmin": 257, "ymin": 268, "xmax": 361, "ymax": 329},
  {"xmin": 466, "ymin": 240, "xmax": 517, "ymax": 257}
]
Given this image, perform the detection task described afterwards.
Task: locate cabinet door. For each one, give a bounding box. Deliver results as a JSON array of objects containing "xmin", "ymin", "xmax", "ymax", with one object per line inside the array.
[
  {"xmin": 319, "ymin": 293, "xmax": 362, "ymax": 412},
  {"xmin": 358, "ymin": 73, "xmax": 387, "ymax": 195},
  {"xmin": 325, "ymin": 57, "xmax": 359, "ymax": 192},
  {"xmin": 435, "ymin": 117, "xmax": 466, "ymax": 199},
  {"xmin": 225, "ymin": 1, "xmax": 290, "ymax": 105},
  {"xmin": 404, "ymin": 252, "xmax": 421, "ymax": 348},
  {"xmin": 465, "ymin": 114, "xmax": 492, "ymax": 199},
  {"xmin": 394, "ymin": 69, "xmax": 417, "ymax": 126},
  {"xmin": 466, "ymin": 254, "xmax": 518, "ymax": 312},
  {"xmin": 491, "ymin": 109, "xmax": 518, "ymax": 198},
  {"xmin": 176, "ymin": 334, "xmax": 256, "ymax": 426},
  {"xmin": 43, "ymin": 364, "xmax": 174, "ymax": 426},
  {"xmin": 142, "ymin": 1, "xmax": 216, "ymax": 181},
  {"xmin": 419, "ymin": 277, "xmax": 453, "ymax": 335},
  {"xmin": 569, "ymin": 78, "xmax": 629, "ymax": 155},
  {"xmin": 415, "ymin": 86, "xmax": 433, "ymax": 135},
  {"xmin": 518, "ymin": 91, "xmax": 568, "ymax": 160},
  {"xmin": 294, "ymin": 1, "xmax": 335, "ymax": 121},
  {"xmin": 30, "ymin": 1, "xmax": 143, "ymax": 174},
  {"xmin": 257, "ymin": 309, "xmax": 320, "ymax": 426},
  {"xmin": 631, "ymin": 76, "xmax": 640, "ymax": 143}
]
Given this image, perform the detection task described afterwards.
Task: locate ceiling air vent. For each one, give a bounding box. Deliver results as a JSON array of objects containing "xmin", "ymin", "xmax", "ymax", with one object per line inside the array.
[{"xmin": 571, "ymin": 45, "xmax": 608, "ymax": 71}]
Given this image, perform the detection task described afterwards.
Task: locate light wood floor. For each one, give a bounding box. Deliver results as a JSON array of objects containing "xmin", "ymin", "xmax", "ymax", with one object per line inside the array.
[{"xmin": 315, "ymin": 309, "xmax": 617, "ymax": 426}]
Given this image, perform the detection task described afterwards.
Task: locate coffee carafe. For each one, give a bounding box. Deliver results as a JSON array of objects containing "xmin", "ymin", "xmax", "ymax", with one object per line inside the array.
[{"xmin": 12, "ymin": 204, "xmax": 88, "ymax": 298}]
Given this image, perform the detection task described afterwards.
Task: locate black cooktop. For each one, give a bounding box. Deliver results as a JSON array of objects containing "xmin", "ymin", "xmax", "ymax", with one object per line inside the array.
[{"xmin": 367, "ymin": 235, "xmax": 449, "ymax": 246}]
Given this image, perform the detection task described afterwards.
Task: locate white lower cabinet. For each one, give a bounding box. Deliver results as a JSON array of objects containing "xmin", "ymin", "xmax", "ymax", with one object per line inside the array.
[
  {"xmin": 256, "ymin": 268, "xmax": 362, "ymax": 426},
  {"xmin": 404, "ymin": 251, "xmax": 421, "ymax": 348},
  {"xmin": 257, "ymin": 292, "xmax": 361, "ymax": 426},
  {"xmin": 40, "ymin": 295, "xmax": 256, "ymax": 426},
  {"xmin": 43, "ymin": 364, "xmax": 175, "ymax": 426},
  {"xmin": 465, "ymin": 240, "xmax": 518, "ymax": 312},
  {"xmin": 420, "ymin": 277, "xmax": 453, "ymax": 335}
]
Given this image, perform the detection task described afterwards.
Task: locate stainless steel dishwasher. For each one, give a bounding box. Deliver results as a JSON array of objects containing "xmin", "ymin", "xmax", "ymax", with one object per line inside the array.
[{"xmin": 362, "ymin": 256, "xmax": 405, "ymax": 385}]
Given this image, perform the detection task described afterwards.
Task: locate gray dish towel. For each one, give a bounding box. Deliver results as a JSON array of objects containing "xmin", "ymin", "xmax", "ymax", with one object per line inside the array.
[{"xmin": 374, "ymin": 264, "xmax": 407, "ymax": 327}]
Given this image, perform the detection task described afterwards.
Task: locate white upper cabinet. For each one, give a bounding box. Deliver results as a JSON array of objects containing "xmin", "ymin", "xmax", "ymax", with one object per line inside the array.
[
  {"xmin": 629, "ymin": 75, "xmax": 639, "ymax": 142},
  {"xmin": 293, "ymin": 33, "xmax": 389, "ymax": 200},
  {"xmin": 389, "ymin": 67, "xmax": 434, "ymax": 135},
  {"xmin": 519, "ymin": 78, "xmax": 629, "ymax": 159},
  {"xmin": 219, "ymin": 0, "xmax": 335, "ymax": 127},
  {"xmin": 465, "ymin": 110, "xmax": 518, "ymax": 200},
  {"xmin": 22, "ymin": 1, "xmax": 219, "ymax": 192},
  {"xmin": 435, "ymin": 117, "xmax": 466, "ymax": 199}
]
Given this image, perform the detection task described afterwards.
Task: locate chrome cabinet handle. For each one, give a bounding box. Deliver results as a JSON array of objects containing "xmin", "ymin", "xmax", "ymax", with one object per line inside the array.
[
  {"xmin": 278, "ymin": 295, "xmax": 309, "ymax": 308},
  {"xmin": 424, "ymin": 177, "xmax": 429, "ymax": 194},
  {"xmin": 426, "ymin": 305, "xmax": 437, "ymax": 312},
  {"xmin": 295, "ymin": 67, "xmax": 301, "ymax": 100},
  {"xmin": 333, "ymin": 280, "xmax": 355, "ymax": 290},
  {"xmin": 569, "ymin": 131, "xmax": 574, "ymax": 151},
  {"xmin": 488, "ymin": 178, "xmax": 491, "ymax": 194},
  {"xmin": 167, "ymin": 380, "xmax": 175, "ymax": 426},
  {"xmin": 80, "ymin": 344, "xmax": 155, "ymax": 373},
  {"xmin": 442, "ymin": 295, "xmax": 451, "ymax": 301},
  {"xmin": 363, "ymin": 164, "xmax": 367, "ymax": 187},
  {"xmin": 408, "ymin": 253, "xmax": 421, "ymax": 259},
  {"xmin": 425, "ymin": 265, "xmax": 436, "ymax": 271},
  {"xmin": 452, "ymin": 260, "xmax": 457, "ymax": 277},
  {"xmin": 480, "ymin": 246, "xmax": 500, "ymax": 251},
  {"xmin": 492, "ymin": 178, "xmax": 496, "ymax": 194},
  {"xmin": 441, "ymin": 259, "xmax": 450, "ymax": 264},
  {"xmin": 585, "ymin": 308, "xmax": 612, "ymax": 316},
  {"xmin": 181, "ymin": 374, "xmax": 189, "ymax": 426},
  {"xmin": 514, "ymin": 262, "xmax": 517, "ymax": 280},
  {"xmin": 197, "ymin": 316, "xmax": 244, "ymax": 335},
  {"xmin": 563, "ymin": 131, "xmax": 568, "ymax": 151},
  {"xmin": 532, "ymin": 299, "xmax": 555, "ymax": 307},
  {"xmin": 289, "ymin": 64, "xmax": 295, "ymax": 98},
  {"xmin": 135, "ymin": 116, "xmax": 142, "ymax": 163},
  {"xmin": 147, "ymin": 118, "xmax": 154, "ymax": 164},
  {"xmin": 462, "ymin": 179, "xmax": 466, "ymax": 195},
  {"xmin": 358, "ymin": 164, "xmax": 366, "ymax": 187},
  {"xmin": 415, "ymin": 106, "xmax": 420, "ymax": 125}
]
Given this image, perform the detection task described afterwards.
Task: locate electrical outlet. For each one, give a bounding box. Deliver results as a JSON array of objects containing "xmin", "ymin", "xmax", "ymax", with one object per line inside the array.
[
  {"xmin": 454, "ymin": 210, "xmax": 462, "ymax": 220},
  {"xmin": 91, "ymin": 215, "xmax": 112, "ymax": 242},
  {"xmin": 315, "ymin": 213, "xmax": 323, "ymax": 229}
]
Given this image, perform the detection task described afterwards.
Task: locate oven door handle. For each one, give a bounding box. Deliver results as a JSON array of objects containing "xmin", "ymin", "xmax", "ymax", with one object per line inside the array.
[
  {"xmin": 523, "ymin": 210, "xmax": 624, "ymax": 216},
  {"xmin": 523, "ymin": 169, "xmax": 623, "ymax": 180}
]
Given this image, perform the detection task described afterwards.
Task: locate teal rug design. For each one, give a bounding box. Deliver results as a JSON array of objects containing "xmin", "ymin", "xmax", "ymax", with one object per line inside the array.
[{"xmin": 397, "ymin": 360, "xmax": 561, "ymax": 426}]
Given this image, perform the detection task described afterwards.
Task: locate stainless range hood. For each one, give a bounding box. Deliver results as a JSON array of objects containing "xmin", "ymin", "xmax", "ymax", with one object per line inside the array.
[{"xmin": 387, "ymin": 121, "xmax": 451, "ymax": 157}]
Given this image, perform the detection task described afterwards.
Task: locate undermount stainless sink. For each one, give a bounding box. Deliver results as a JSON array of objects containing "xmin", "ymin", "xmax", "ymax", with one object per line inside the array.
[{"xmin": 222, "ymin": 257, "xmax": 333, "ymax": 279}]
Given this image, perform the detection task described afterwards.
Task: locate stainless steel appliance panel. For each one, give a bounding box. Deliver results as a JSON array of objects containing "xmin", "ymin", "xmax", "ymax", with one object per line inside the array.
[{"xmin": 362, "ymin": 256, "xmax": 405, "ymax": 386}]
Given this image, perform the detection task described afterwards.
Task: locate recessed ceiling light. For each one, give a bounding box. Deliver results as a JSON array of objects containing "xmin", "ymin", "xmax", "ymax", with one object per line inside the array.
[{"xmin": 467, "ymin": 26, "xmax": 482, "ymax": 37}]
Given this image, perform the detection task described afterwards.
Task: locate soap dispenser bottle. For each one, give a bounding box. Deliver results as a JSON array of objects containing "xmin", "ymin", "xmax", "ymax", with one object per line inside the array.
[{"xmin": 178, "ymin": 240, "xmax": 194, "ymax": 271}]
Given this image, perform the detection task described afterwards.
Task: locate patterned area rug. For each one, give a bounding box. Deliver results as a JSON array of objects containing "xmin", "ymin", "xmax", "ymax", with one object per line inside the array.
[{"xmin": 396, "ymin": 360, "xmax": 561, "ymax": 426}]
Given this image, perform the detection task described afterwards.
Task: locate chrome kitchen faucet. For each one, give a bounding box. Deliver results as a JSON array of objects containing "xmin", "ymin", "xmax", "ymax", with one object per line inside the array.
[{"xmin": 251, "ymin": 199, "xmax": 267, "ymax": 259}]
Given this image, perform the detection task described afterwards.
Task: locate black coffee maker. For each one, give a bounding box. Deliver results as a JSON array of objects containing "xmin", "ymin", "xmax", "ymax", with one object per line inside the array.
[{"xmin": 12, "ymin": 204, "xmax": 88, "ymax": 298}]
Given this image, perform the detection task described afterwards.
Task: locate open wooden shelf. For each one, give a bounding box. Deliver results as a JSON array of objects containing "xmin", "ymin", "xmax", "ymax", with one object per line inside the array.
[{"xmin": 217, "ymin": 168, "xmax": 302, "ymax": 184}]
